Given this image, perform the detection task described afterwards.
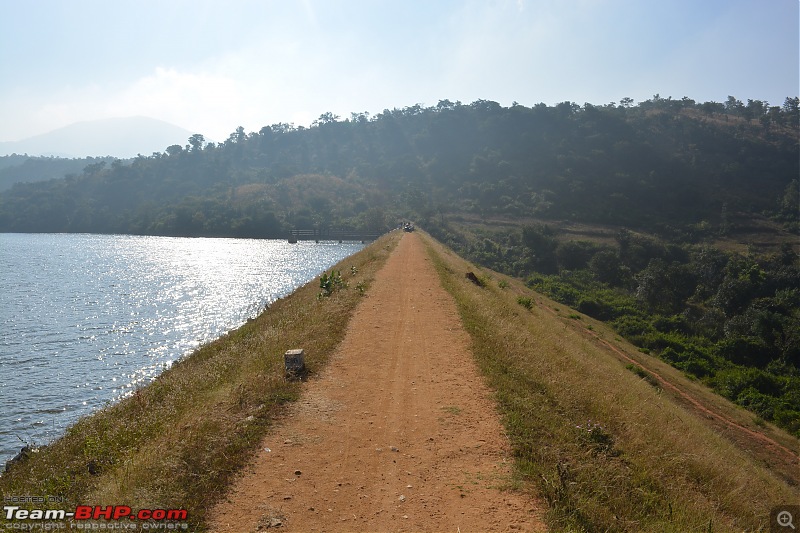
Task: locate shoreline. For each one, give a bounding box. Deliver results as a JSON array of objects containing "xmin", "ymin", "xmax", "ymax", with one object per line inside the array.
[
  {"xmin": 0, "ymin": 234, "xmax": 368, "ymax": 465},
  {"xmin": 0, "ymin": 232, "xmax": 402, "ymax": 530}
]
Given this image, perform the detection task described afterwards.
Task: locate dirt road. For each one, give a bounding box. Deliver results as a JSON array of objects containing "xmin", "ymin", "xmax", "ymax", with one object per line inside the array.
[{"xmin": 209, "ymin": 233, "xmax": 544, "ymax": 532}]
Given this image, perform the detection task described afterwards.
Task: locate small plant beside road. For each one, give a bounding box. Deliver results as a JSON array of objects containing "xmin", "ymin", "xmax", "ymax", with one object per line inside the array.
[{"xmin": 318, "ymin": 270, "xmax": 345, "ymax": 298}]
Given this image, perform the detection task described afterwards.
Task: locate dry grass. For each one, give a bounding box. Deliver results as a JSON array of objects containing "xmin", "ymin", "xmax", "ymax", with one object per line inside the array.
[
  {"xmin": 447, "ymin": 210, "xmax": 798, "ymax": 253},
  {"xmin": 4, "ymin": 228, "xmax": 796, "ymax": 532},
  {"xmin": 713, "ymin": 213, "xmax": 800, "ymax": 253},
  {"xmin": 0, "ymin": 232, "xmax": 401, "ymax": 530},
  {"xmin": 447, "ymin": 212, "xmax": 624, "ymax": 247},
  {"xmin": 421, "ymin": 231, "xmax": 799, "ymax": 532}
]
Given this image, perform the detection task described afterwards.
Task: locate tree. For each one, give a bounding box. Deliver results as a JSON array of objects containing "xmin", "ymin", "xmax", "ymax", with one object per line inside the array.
[
  {"xmin": 783, "ymin": 97, "xmax": 799, "ymax": 115},
  {"xmin": 783, "ymin": 97, "xmax": 799, "ymax": 128},
  {"xmin": 522, "ymin": 224, "xmax": 558, "ymax": 273},
  {"xmin": 165, "ymin": 144, "xmax": 183, "ymax": 157},
  {"xmin": 188, "ymin": 134, "xmax": 205, "ymax": 152},
  {"xmin": 227, "ymin": 126, "xmax": 246, "ymax": 144},
  {"xmin": 556, "ymin": 101, "xmax": 579, "ymax": 116},
  {"xmin": 700, "ymin": 101, "xmax": 725, "ymax": 116},
  {"xmin": 778, "ymin": 180, "xmax": 799, "ymax": 221},
  {"xmin": 349, "ymin": 112, "xmax": 369, "ymax": 124},
  {"xmin": 270, "ymin": 123, "xmax": 296, "ymax": 134},
  {"xmin": 635, "ymin": 259, "xmax": 695, "ymax": 314},
  {"xmin": 746, "ymin": 99, "xmax": 767, "ymax": 120},
  {"xmin": 767, "ymin": 106, "xmax": 785, "ymax": 127},
  {"xmin": 436, "ymin": 99, "xmax": 456, "ymax": 111},
  {"xmin": 725, "ymin": 96, "xmax": 744, "ymax": 116},
  {"xmin": 555, "ymin": 240, "xmax": 596, "ymax": 270},
  {"xmin": 590, "ymin": 250, "xmax": 625, "ymax": 286},
  {"xmin": 83, "ymin": 161, "xmax": 106, "ymax": 176},
  {"xmin": 313, "ymin": 112, "xmax": 340, "ymax": 127}
]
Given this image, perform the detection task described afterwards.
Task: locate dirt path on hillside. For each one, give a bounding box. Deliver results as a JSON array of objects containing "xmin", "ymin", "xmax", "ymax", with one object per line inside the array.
[
  {"xmin": 535, "ymin": 300, "xmax": 799, "ymax": 485},
  {"xmin": 208, "ymin": 233, "xmax": 545, "ymax": 532}
]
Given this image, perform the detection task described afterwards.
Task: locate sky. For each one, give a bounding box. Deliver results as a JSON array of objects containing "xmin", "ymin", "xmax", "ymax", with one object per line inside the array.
[{"xmin": 0, "ymin": 0, "xmax": 797, "ymax": 143}]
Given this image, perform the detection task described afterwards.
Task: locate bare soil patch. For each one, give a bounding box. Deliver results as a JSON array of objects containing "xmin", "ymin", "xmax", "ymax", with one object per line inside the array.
[{"xmin": 208, "ymin": 233, "xmax": 545, "ymax": 532}]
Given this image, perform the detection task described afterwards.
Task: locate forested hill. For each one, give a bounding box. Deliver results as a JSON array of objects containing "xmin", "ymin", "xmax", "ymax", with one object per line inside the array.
[
  {"xmin": 2, "ymin": 96, "xmax": 799, "ymax": 438},
  {"xmin": 0, "ymin": 95, "xmax": 797, "ymax": 237}
]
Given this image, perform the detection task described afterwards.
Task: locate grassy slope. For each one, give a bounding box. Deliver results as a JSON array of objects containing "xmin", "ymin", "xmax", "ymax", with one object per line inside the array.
[
  {"xmin": 0, "ymin": 232, "xmax": 401, "ymax": 530},
  {"xmin": 3, "ymin": 230, "xmax": 798, "ymax": 531},
  {"xmin": 420, "ymin": 231, "xmax": 799, "ymax": 532}
]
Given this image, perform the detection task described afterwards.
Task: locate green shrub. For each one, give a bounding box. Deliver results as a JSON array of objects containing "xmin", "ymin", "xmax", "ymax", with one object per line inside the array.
[
  {"xmin": 527, "ymin": 275, "xmax": 581, "ymax": 306},
  {"xmin": 319, "ymin": 270, "xmax": 345, "ymax": 298},
  {"xmin": 736, "ymin": 388, "xmax": 777, "ymax": 419},
  {"xmin": 612, "ymin": 315, "xmax": 656, "ymax": 342},
  {"xmin": 678, "ymin": 357, "xmax": 715, "ymax": 379},
  {"xmin": 576, "ymin": 298, "xmax": 605, "ymax": 319},
  {"xmin": 717, "ymin": 336, "xmax": 773, "ymax": 367}
]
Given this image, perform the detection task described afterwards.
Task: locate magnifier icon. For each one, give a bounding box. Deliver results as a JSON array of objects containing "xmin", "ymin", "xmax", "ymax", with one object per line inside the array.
[{"xmin": 778, "ymin": 510, "xmax": 796, "ymax": 530}]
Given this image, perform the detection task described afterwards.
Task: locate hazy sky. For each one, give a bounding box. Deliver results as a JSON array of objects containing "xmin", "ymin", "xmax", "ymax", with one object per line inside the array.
[{"xmin": 1, "ymin": 0, "xmax": 797, "ymax": 142}]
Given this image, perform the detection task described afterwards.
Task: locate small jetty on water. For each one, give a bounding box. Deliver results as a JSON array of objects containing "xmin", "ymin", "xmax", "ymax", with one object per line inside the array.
[{"xmin": 288, "ymin": 228, "xmax": 382, "ymax": 243}]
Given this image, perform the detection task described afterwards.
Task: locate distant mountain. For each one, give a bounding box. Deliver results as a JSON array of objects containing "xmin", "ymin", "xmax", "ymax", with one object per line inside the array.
[{"xmin": 0, "ymin": 117, "xmax": 196, "ymax": 158}]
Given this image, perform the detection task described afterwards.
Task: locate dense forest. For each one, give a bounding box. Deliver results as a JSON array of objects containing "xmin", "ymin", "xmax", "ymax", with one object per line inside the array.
[
  {"xmin": 1, "ymin": 94, "xmax": 798, "ymax": 435},
  {"xmin": 0, "ymin": 95, "xmax": 797, "ymax": 237}
]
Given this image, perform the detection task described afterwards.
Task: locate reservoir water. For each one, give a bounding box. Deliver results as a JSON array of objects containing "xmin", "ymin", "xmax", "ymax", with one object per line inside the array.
[{"xmin": 0, "ymin": 233, "xmax": 364, "ymax": 464}]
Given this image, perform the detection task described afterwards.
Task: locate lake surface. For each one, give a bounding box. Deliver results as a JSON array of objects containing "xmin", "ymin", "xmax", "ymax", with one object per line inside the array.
[{"xmin": 0, "ymin": 233, "xmax": 363, "ymax": 463}]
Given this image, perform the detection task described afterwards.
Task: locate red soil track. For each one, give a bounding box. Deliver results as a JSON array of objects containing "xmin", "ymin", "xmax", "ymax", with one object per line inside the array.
[{"xmin": 209, "ymin": 233, "xmax": 546, "ymax": 532}]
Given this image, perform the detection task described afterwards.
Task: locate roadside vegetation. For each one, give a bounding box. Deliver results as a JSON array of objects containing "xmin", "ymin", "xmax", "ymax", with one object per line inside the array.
[
  {"xmin": 428, "ymin": 218, "xmax": 800, "ymax": 439},
  {"xmin": 0, "ymin": 232, "xmax": 400, "ymax": 530},
  {"xmin": 422, "ymin": 231, "xmax": 799, "ymax": 531}
]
